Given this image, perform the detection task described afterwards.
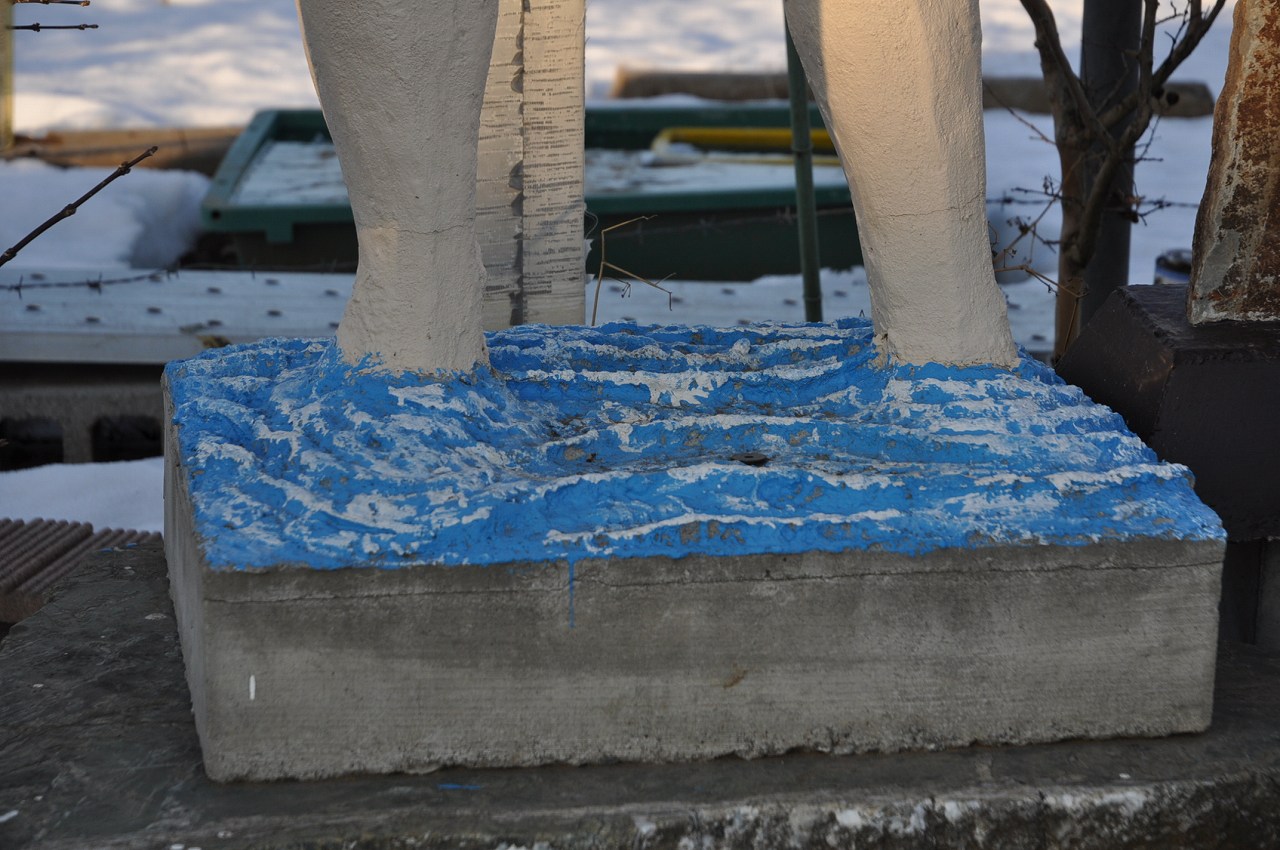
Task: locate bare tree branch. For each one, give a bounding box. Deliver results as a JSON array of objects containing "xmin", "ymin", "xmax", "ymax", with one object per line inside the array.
[
  {"xmin": 0, "ymin": 146, "xmax": 158, "ymax": 269},
  {"xmin": 1014, "ymin": 0, "xmax": 1229, "ymax": 356},
  {"xmin": 1019, "ymin": 0, "xmax": 1114, "ymax": 151},
  {"xmin": 1096, "ymin": 0, "xmax": 1227, "ymax": 130},
  {"xmin": 1138, "ymin": 0, "xmax": 1159, "ymax": 100},
  {"xmin": 7, "ymin": 22, "xmax": 97, "ymax": 30},
  {"xmin": 984, "ymin": 80, "xmax": 1057, "ymax": 146}
]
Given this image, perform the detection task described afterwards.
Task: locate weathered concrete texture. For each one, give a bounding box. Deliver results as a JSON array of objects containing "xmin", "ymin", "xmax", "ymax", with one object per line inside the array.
[
  {"xmin": 298, "ymin": 0, "xmax": 499, "ymax": 373},
  {"xmin": 1190, "ymin": 0, "xmax": 1280, "ymax": 323},
  {"xmin": 2, "ymin": 544, "xmax": 1279, "ymax": 850},
  {"xmin": 1057, "ymin": 284, "xmax": 1280, "ymax": 649},
  {"xmin": 783, "ymin": 0, "xmax": 1018, "ymax": 367},
  {"xmin": 166, "ymin": 410, "xmax": 1222, "ymax": 782},
  {"xmin": 298, "ymin": 0, "xmax": 586, "ymax": 372}
]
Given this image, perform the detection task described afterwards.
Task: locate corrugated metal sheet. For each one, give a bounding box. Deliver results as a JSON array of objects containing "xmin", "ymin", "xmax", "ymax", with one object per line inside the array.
[{"xmin": 0, "ymin": 518, "xmax": 160, "ymax": 623}]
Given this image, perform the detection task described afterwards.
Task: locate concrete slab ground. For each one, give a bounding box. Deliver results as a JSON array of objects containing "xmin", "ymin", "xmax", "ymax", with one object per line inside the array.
[{"xmin": 2, "ymin": 544, "xmax": 1279, "ymax": 849}]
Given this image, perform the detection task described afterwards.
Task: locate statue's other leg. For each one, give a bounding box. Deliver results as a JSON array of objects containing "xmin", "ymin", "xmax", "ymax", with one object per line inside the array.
[
  {"xmin": 783, "ymin": 0, "xmax": 1018, "ymax": 367},
  {"xmin": 296, "ymin": 0, "xmax": 499, "ymax": 374}
]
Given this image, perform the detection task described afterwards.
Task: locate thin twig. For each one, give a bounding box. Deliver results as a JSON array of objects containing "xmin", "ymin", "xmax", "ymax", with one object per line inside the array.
[
  {"xmin": 983, "ymin": 81, "xmax": 1056, "ymax": 147},
  {"xmin": 1096, "ymin": 0, "xmax": 1226, "ymax": 130},
  {"xmin": 993, "ymin": 262, "xmax": 1060, "ymax": 293},
  {"xmin": 590, "ymin": 215, "xmax": 668, "ymax": 325},
  {"xmin": 602, "ymin": 262, "xmax": 674, "ymax": 309},
  {"xmin": 0, "ymin": 146, "xmax": 158, "ymax": 270},
  {"xmin": 991, "ymin": 187, "xmax": 1060, "ymax": 271},
  {"xmin": 11, "ymin": 1, "xmax": 91, "ymax": 6}
]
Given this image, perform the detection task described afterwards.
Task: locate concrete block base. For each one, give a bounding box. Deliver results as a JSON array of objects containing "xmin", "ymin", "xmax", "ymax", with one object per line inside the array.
[
  {"xmin": 166, "ymin": 429, "xmax": 1222, "ymax": 781},
  {"xmin": 164, "ymin": 323, "xmax": 1225, "ymax": 781},
  {"xmin": 1058, "ymin": 284, "xmax": 1280, "ymax": 645}
]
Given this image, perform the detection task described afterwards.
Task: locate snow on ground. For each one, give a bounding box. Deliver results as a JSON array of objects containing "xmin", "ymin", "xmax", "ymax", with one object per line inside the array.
[
  {"xmin": 1, "ymin": 0, "xmax": 1230, "ymax": 284},
  {"xmin": 0, "ymin": 159, "xmax": 207, "ymax": 269},
  {"xmin": 11, "ymin": 0, "xmax": 317, "ymax": 131},
  {"xmin": 0, "ymin": 458, "xmax": 163, "ymax": 533},
  {"xmin": 0, "ymin": 0, "xmax": 1238, "ymax": 531}
]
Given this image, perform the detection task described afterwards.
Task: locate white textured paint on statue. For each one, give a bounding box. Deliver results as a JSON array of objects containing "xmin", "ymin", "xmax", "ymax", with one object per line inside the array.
[
  {"xmin": 296, "ymin": 0, "xmax": 498, "ymax": 373},
  {"xmin": 299, "ymin": 0, "xmax": 1014, "ymax": 372},
  {"xmin": 784, "ymin": 0, "xmax": 1019, "ymax": 367}
]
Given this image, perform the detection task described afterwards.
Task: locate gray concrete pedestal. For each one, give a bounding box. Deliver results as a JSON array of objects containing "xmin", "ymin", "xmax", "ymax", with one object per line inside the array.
[{"xmin": 165, "ymin": 415, "xmax": 1224, "ymax": 782}]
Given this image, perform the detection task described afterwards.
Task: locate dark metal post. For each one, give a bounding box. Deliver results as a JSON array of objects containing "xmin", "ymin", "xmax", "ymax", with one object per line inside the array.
[
  {"xmin": 785, "ymin": 23, "xmax": 823, "ymax": 323},
  {"xmin": 2, "ymin": 2, "xmax": 13, "ymax": 151},
  {"xmin": 1078, "ymin": 0, "xmax": 1142, "ymax": 326}
]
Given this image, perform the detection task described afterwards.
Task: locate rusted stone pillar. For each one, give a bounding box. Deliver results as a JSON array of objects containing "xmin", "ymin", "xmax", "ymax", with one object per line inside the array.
[{"xmin": 1189, "ymin": 0, "xmax": 1280, "ymax": 324}]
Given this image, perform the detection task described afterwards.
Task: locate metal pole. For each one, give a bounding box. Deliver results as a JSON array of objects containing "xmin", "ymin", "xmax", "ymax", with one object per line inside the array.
[
  {"xmin": 1078, "ymin": 0, "xmax": 1142, "ymax": 327},
  {"xmin": 785, "ymin": 22, "xmax": 822, "ymax": 323},
  {"xmin": 2, "ymin": 0, "xmax": 13, "ymax": 151}
]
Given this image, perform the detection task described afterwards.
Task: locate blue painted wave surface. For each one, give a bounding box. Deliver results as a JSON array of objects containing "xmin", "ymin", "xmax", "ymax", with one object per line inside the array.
[{"xmin": 164, "ymin": 320, "xmax": 1224, "ymax": 570}]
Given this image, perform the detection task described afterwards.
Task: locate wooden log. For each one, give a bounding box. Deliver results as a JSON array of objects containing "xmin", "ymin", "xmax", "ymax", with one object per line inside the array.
[
  {"xmin": 5, "ymin": 127, "xmax": 243, "ymax": 175},
  {"xmin": 611, "ymin": 68, "xmax": 1216, "ymax": 118}
]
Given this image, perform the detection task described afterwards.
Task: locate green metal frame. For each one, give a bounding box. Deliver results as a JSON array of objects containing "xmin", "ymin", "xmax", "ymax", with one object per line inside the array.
[
  {"xmin": 785, "ymin": 23, "xmax": 824, "ymax": 322},
  {"xmin": 202, "ymin": 108, "xmax": 863, "ymax": 281},
  {"xmin": 201, "ymin": 110, "xmax": 349, "ymax": 244}
]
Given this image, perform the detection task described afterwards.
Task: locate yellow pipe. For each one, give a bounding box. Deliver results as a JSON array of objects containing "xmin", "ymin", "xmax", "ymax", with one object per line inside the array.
[{"xmin": 654, "ymin": 126, "xmax": 836, "ymax": 155}]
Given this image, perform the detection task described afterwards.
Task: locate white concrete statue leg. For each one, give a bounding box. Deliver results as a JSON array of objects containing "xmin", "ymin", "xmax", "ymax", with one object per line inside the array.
[
  {"xmin": 296, "ymin": 0, "xmax": 498, "ymax": 374},
  {"xmin": 784, "ymin": 0, "xmax": 1019, "ymax": 367}
]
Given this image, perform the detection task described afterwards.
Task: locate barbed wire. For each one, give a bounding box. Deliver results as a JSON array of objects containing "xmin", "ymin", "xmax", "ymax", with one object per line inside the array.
[
  {"xmin": 1, "ymin": 269, "xmax": 171, "ymax": 296},
  {"xmin": 7, "ymin": 0, "xmax": 95, "ymax": 31},
  {"xmin": 1, "ymin": 187, "xmax": 1198, "ymax": 297},
  {"xmin": 7, "ymin": 22, "xmax": 97, "ymax": 30}
]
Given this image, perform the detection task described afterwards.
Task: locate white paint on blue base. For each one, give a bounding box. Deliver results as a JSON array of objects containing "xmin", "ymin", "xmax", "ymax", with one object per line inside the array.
[{"xmin": 165, "ymin": 320, "xmax": 1224, "ymax": 571}]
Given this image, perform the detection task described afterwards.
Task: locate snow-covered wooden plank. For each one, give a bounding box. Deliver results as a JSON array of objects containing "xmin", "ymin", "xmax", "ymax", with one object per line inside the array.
[{"xmin": 0, "ymin": 267, "xmax": 350, "ymax": 364}]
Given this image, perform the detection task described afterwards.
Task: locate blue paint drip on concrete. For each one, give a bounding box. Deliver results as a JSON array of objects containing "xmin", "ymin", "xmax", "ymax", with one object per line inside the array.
[
  {"xmin": 567, "ymin": 562, "xmax": 576, "ymax": 629},
  {"xmin": 164, "ymin": 320, "xmax": 1224, "ymax": 571}
]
